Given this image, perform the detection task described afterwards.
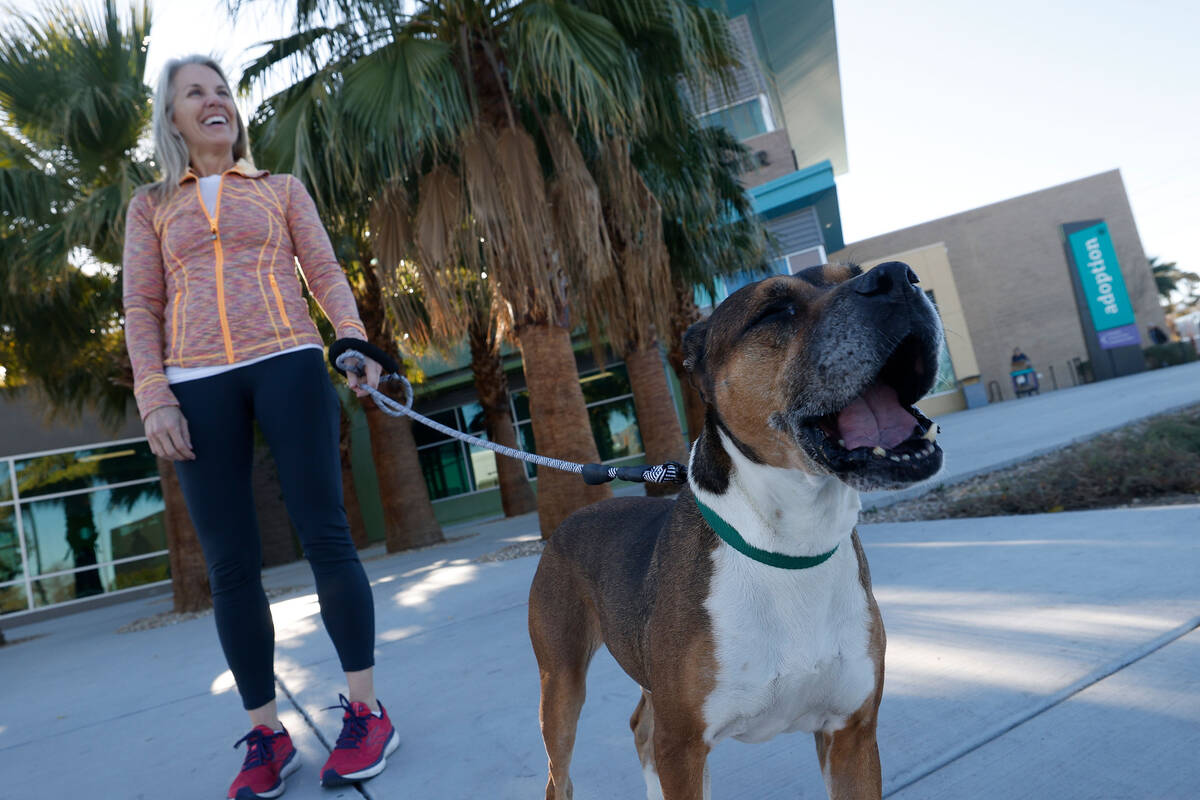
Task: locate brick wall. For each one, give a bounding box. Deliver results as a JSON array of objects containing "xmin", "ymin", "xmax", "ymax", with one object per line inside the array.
[{"xmin": 830, "ymin": 170, "xmax": 1167, "ymax": 402}]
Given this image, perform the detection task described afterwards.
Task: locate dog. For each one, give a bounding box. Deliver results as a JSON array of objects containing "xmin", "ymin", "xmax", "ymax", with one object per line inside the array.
[{"xmin": 528, "ymin": 262, "xmax": 945, "ymax": 799}]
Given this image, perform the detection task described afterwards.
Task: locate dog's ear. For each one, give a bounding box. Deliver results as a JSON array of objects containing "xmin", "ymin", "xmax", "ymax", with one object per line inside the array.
[
  {"xmin": 682, "ymin": 317, "xmax": 710, "ymax": 401},
  {"xmin": 682, "ymin": 318, "xmax": 708, "ymax": 374}
]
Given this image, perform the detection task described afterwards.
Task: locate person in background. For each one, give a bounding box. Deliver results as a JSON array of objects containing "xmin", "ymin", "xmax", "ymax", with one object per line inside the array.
[
  {"xmin": 1148, "ymin": 325, "xmax": 1169, "ymax": 345},
  {"xmin": 123, "ymin": 55, "xmax": 397, "ymax": 799},
  {"xmin": 1011, "ymin": 347, "xmax": 1031, "ymax": 371}
]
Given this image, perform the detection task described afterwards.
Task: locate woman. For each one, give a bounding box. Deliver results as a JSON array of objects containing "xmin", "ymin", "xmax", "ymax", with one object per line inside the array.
[{"xmin": 123, "ymin": 55, "xmax": 396, "ymax": 800}]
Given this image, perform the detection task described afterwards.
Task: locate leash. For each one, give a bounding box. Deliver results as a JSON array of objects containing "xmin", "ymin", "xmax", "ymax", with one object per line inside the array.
[{"xmin": 330, "ymin": 342, "xmax": 687, "ymax": 487}]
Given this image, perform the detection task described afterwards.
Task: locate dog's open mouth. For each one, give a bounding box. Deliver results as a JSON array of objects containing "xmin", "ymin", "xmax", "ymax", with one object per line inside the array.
[{"xmin": 792, "ymin": 333, "xmax": 943, "ymax": 487}]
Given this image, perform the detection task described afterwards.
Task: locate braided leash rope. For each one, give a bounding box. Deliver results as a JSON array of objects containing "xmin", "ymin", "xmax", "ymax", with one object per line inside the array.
[{"xmin": 335, "ymin": 349, "xmax": 687, "ymax": 486}]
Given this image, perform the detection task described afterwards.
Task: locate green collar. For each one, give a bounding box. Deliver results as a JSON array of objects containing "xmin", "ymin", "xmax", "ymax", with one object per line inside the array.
[{"xmin": 695, "ymin": 497, "xmax": 839, "ymax": 570}]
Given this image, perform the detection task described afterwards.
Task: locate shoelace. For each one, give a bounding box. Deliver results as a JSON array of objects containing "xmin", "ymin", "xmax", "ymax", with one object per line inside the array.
[
  {"xmin": 325, "ymin": 694, "xmax": 370, "ymax": 750},
  {"xmin": 233, "ymin": 728, "xmax": 276, "ymax": 769}
]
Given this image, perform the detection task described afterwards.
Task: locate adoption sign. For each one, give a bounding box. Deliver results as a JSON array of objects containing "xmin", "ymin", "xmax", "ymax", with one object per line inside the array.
[{"xmin": 1065, "ymin": 222, "xmax": 1139, "ymax": 349}]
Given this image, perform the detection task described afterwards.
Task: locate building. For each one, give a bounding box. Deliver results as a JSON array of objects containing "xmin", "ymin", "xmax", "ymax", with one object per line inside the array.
[
  {"xmin": 697, "ymin": 0, "xmax": 847, "ymax": 282},
  {"xmin": 829, "ymin": 169, "xmax": 1168, "ymax": 415},
  {"xmin": 1, "ymin": 390, "xmax": 165, "ymax": 617}
]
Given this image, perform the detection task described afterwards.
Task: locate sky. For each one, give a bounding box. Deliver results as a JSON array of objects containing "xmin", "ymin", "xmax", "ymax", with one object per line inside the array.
[
  {"xmin": 10, "ymin": 0, "xmax": 1199, "ymax": 275},
  {"xmin": 831, "ymin": 0, "xmax": 1200, "ymax": 276}
]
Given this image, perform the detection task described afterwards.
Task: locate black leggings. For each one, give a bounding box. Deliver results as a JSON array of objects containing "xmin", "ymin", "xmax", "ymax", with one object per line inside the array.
[{"xmin": 173, "ymin": 348, "xmax": 374, "ymax": 710}]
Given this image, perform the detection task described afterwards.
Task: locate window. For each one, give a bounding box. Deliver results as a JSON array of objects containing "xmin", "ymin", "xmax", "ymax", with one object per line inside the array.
[
  {"xmin": 1, "ymin": 439, "xmax": 167, "ymax": 616},
  {"xmin": 700, "ymin": 97, "xmax": 770, "ymax": 141},
  {"xmin": 414, "ymin": 362, "xmax": 657, "ymax": 500},
  {"xmin": 924, "ymin": 291, "xmax": 959, "ymax": 395},
  {"xmin": 0, "ymin": 507, "xmax": 21, "ymax": 586}
]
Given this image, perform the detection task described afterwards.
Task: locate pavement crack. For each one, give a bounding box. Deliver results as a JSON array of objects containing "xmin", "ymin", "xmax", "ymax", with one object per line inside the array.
[
  {"xmin": 882, "ymin": 612, "xmax": 1200, "ymax": 797},
  {"xmin": 274, "ymin": 672, "xmax": 376, "ymax": 799}
]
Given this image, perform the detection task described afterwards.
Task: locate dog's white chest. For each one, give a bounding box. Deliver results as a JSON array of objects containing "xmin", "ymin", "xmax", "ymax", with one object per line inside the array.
[{"xmin": 701, "ymin": 544, "xmax": 876, "ymax": 744}]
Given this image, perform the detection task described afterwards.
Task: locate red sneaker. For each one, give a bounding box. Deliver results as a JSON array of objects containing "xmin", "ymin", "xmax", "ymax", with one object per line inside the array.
[
  {"xmin": 319, "ymin": 695, "xmax": 399, "ymax": 786},
  {"xmin": 227, "ymin": 725, "xmax": 299, "ymax": 799}
]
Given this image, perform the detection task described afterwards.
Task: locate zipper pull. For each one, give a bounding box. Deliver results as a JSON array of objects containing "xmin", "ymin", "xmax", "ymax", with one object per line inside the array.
[{"xmin": 210, "ymin": 225, "xmax": 218, "ymax": 241}]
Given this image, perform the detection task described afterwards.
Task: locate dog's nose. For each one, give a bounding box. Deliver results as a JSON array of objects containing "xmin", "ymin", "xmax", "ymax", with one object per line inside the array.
[{"xmin": 854, "ymin": 261, "xmax": 920, "ymax": 298}]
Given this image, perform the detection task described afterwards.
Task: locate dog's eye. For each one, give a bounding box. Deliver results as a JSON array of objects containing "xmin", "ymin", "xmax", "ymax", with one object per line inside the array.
[{"xmin": 752, "ymin": 304, "xmax": 796, "ymax": 327}]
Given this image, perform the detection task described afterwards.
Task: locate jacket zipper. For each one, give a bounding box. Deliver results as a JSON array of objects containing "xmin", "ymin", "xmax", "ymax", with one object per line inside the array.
[
  {"xmin": 194, "ymin": 174, "xmax": 234, "ymax": 362},
  {"xmin": 268, "ymin": 274, "xmax": 292, "ymax": 328}
]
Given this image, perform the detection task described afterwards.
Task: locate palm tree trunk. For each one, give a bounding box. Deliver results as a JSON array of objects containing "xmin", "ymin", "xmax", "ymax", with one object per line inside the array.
[
  {"xmin": 468, "ymin": 318, "xmax": 536, "ymax": 518},
  {"xmin": 666, "ymin": 345, "xmax": 706, "ymax": 447},
  {"xmin": 355, "ymin": 260, "xmax": 444, "ymax": 552},
  {"xmin": 623, "ymin": 342, "xmax": 687, "ymax": 497},
  {"xmin": 484, "ymin": 400, "xmax": 537, "ymax": 516},
  {"xmin": 339, "ymin": 410, "xmax": 370, "ymax": 549},
  {"xmin": 517, "ymin": 321, "xmax": 612, "ymax": 537},
  {"xmin": 157, "ymin": 457, "xmax": 210, "ymax": 613},
  {"xmin": 363, "ymin": 395, "xmax": 443, "ymax": 551},
  {"xmin": 667, "ymin": 280, "xmax": 707, "ymax": 444}
]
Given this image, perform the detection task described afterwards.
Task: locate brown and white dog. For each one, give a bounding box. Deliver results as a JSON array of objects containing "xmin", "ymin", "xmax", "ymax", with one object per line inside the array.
[{"xmin": 528, "ymin": 262, "xmax": 944, "ymax": 799}]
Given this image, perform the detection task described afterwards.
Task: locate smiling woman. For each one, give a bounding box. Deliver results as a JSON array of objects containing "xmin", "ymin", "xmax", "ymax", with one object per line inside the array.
[
  {"xmin": 149, "ymin": 57, "xmax": 251, "ymax": 198},
  {"xmin": 120, "ymin": 54, "xmax": 400, "ymax": 799}
]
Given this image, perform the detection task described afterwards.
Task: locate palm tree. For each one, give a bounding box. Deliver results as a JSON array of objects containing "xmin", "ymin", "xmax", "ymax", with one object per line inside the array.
[
  {"xmin": 368, "ymin": 188, "xmax": 537, "ymax": 517},
  {"xmin": 569, "ymin": 7, "xmax": 769, "ymax": 486},
  {"xmin": 584, "ymin": 133, "xmax": 683, "ymax": 497},
  {"xmin": 644, "ymin": 124, "xmax": 770, "ymax": 442},
  {"xmin": 0, "ymin": 0, "xmax": 213, "ymax": 612},
  {"xmin": 1150, "ymin": 256, "xmax": 1199, "ymax": 306},
  {"xmin": 235, "ymin": 0, "xmax": 740, "ymax": 536}
]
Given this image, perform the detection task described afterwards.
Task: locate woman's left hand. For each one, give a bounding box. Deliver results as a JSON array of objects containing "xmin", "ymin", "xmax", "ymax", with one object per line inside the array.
[{"xmin": 346, "ymin": 355, "xmax": 383, "ymax": 397}]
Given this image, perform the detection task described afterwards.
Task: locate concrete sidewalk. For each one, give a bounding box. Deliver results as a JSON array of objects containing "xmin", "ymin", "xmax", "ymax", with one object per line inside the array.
[
  {"xmin": 862, "ymin": 359, "xmax": 1200, "ymax": 508},
  {"xmin": 1, "ymin": 363, "xmax": 1197, "ymax": 799}
]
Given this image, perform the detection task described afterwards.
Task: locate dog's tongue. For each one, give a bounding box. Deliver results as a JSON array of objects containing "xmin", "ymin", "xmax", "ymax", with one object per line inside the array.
[{"xmin": 836, "ymin": 383, "xmax": 917, "ymax": 450}]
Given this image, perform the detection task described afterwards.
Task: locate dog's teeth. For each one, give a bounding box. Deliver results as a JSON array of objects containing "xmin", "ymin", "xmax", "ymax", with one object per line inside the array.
[
  {"xmin": 901, "ymin": 454, "xmax": 911, "ymax": 461},
  {"xmin": 872, "ymin": 446, "xmax": 886, "ymax": 457},
  {"xmin": 889, "ymin": 455, "xmax": 900, "ymax": 462},
  {"xmin": 923, "ymin": 426, "xmax": 938, "ymax": 441},
  {"xmin": 838, "ymin": 439, "xmax": 846, "ymax": 448}
]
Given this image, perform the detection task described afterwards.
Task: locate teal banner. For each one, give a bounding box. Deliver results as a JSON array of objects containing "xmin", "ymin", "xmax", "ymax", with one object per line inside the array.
[{"xmin": 1066, "ymin": 222, "xmax": 1136, "ymax": 333}]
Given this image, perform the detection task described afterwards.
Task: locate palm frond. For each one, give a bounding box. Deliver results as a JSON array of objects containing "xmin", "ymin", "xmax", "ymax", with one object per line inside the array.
[
  {"xmin": 237, "ymin": 24, "xmax": 350, "ymax": 94},
  {"xmin": 592, "ymin": 135, "xmax": 671, "ymax": 355},
  {"xmin": 340, "ymin": 33, "xmax": 472, "ymax": 163},
  {"xmin": 0, "ymin": 0, "xmax": 151, "ymax": 161},
  {"xmin": 505, "ymin": 0, "xmax": 643, "ymax": 138},
  {"xmin": 543, "ymin": 114, "xmax": 613, "ymax": 289}
]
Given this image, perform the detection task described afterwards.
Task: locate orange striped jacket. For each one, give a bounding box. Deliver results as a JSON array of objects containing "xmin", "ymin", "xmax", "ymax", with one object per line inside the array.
[{"xmin": 122, "ymin": 161, "xmax": 366, "ymax": 420}]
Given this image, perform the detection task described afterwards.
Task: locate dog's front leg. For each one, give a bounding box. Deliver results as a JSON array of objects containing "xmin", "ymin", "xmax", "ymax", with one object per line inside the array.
[
  {"xmin": 652, "ymin": 727, "xmax": 711, "ymax": 800},
  {"xmin": 813, "ymin": 715, "xmax": 882, "ymax": 800}
]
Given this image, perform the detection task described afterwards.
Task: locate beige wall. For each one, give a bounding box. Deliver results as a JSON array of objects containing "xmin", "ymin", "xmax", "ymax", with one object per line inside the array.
[
  {"xmin": 1, "ymin": 387, "xmax": 144, "ymax": 458},
  {"xmin": 830, "ymin": 170, "xmax": 1166, "ymax": 402},
  {"xmin": 858, "ymin": 244, "xmax": 977, "ymax": 415}
]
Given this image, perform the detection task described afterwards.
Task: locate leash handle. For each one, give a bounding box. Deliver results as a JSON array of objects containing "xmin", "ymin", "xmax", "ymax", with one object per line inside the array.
[
  {"xmin": 328, "ymin": 338, "xmax": 401, "ymax": 377},
  {"xmin": 581, "ymin": 461, "xmax": 687, "ymax": 485}
]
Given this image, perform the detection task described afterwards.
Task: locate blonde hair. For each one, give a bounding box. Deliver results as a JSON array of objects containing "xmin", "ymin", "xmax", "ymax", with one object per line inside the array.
[{"xmin": 149, "ymin": 55, "xmax": 252, "ymax": 200}]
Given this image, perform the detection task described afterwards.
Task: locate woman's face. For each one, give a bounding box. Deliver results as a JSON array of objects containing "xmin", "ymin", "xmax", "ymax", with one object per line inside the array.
[{"xmin": 171, "ymin": 63, "xmax": 238, "ymax": 159}]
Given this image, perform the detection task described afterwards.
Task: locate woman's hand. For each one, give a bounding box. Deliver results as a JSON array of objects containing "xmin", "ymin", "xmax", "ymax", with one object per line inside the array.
[
  {"xmin": 345, "ymin": 355, "xmax": 383, "ymax": 398},
  {"xmin": 144, "ymin": 406, "xmax": 195, "ymax": 461}
]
